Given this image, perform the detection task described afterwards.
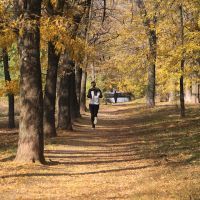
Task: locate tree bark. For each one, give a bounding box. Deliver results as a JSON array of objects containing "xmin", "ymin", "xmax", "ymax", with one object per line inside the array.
[
  {"xmin": 57, "ymin": 53, "xmax": 72, "ymax": 130},
  {"xmin": 43, "ymin": 0, "xmax": 65, "ymax": 136},
  {"xmin": 75, "ymin": 64, "xmax": 82, "ymax": 105},
  {"xmin": 70, "ymin": 71, "xmax": 81, "ymax": 121},
  {"xmin": 147, "ymin": 29, "xmax": 156, "ymax": 107},
  {"xmin": 180, "ymin": 60, "xmax": 185, "ymax": 117},
  {"xmin": 135, "ymin": 0, "xmax": 157, "ymax": 108},
  {"xmin": 80, "ymin": 70, "xmax": 87, "ymax": 112},
  {"xmin": 78, "ymin": 0, "xmax": 91, "ymax": 113},
  {"xmin": 15, "ymin": 0, "xmax": 45, "ymax": 163},
  {"xmin": 179, "ymin": 4, "xmax": 185, "ymax": 117},
  {"xmin": 43, "ymin": 42, "xmax": 59, "ymax": 137},
  {"xmin": 2, "ymin": 48, "xmax": 15, "ymax": 129},
  {"xmin": 57, "ymin": 75, "xmax": 72, "ymax": 130}
]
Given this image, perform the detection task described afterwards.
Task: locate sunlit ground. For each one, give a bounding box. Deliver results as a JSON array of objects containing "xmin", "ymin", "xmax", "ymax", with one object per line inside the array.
[{"xmin": 0, "ymin": 100, "xmax": 199, "ymax": 199}]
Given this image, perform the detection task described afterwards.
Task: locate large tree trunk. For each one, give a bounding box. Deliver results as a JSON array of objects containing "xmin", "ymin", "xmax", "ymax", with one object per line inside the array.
[
  {"xmin": 57, "ymin": 53, "xmax": 72, "ymax": 130},
  {"xmin": 80, "ymin": 70, "xmax": 87, "ymax": 112},
  {"xmin": 15, "ymin": 0, "xmax": 45, "ymax": 163},
  {"xmin": 57, "ymin": 75, "xmax": 72, "ymax": 130},
  {"xmin": 2, "ymin": 48, "xmax": 15, "ymax": 128},
  {"xmin": 56, "ymin": 0, "xmax": 84, "ymax": 127},
  {"xmin": 44, "ymin": 42, "xmax": 59, "ymax": 137}
]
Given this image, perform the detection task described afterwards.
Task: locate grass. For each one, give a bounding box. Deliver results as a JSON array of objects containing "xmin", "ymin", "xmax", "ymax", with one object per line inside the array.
[{"xmin": 0, "ymin": 100, "xmax": 199, "ymax": 199}]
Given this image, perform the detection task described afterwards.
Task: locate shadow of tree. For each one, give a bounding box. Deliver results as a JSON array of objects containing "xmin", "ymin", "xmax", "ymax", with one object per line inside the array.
[
  {"xmin": 47, "ymin": 104, "xmax": 200, "ymax": 166},
  {"xmin": 1, "ymin": 164, "xmax": 154, "ymax": 179},
  {"xmin": 0, "ymin": 103, "xmax": 199, "ymax": 176}
]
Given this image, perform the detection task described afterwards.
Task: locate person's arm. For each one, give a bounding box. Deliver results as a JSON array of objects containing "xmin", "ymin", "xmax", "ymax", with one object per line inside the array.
[
  {"xmin": 99, "ymin": 89, "xmax": 103, "ymax": 98},
  {"xmin": 87, "ymin": 89, "xmax": 92, "ymax": 98}
]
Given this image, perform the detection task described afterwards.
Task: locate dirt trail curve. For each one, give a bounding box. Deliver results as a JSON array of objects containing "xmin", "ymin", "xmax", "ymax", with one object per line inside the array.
[{"xmin": 0, "ymin": 102, "xmax": 199, "ymax": 200}]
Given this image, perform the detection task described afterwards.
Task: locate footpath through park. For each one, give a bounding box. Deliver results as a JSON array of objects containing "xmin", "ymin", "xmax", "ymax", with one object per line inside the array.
[{"xmin": 0, "ymin": 102, "xmax": 199, "ymax": 199}]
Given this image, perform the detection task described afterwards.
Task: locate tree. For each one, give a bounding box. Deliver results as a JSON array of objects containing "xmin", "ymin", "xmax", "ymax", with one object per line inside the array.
[
  {"xmin": 43, "ymin": 0, "xmax": 65, "ymax": 137},
  {"xmin": 15, "ymin": 0, "xmax": 45, "ymax": 163},
  {"xmin": 75, "ymin": 64, "xmax": 82, "ymax": 108},
  {"xmin": 0, "ymin": 1, "xmax": 17, "ymax": 128},
  {"xmin": 44, "ymin": 42, "xmax": 60, "ymax": 137},
  {"xmin": 135, "ymin": 0, "xmax": 157, "ymax": 107},
  {"xmin": 80, "ymin": 69, "xmax": 87, "ymax": 112},
  {"xmin": 57, "ymin": 52, "xmax": 73, "ymax": 130},
  {"xmin": 2, "ymin": 48, "xmax": 15, "ymax": 128},
  {"xmin": 79, "ymin": 0, "xmax": 93, "ymax": 112},
  {"xmin": 179, "ymin": 3, "xmax": 185, "ymax": 117},
  {"xmin": 70, "ymin": 69, "xmax": 81, "ymax": 120},
  {"xmin": 57, "ymin": 0, "xmax": 91, "ymax": 127}
]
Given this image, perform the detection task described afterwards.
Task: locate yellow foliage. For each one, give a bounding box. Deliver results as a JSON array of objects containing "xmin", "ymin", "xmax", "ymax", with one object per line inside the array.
[
  {"xmin": 95, "ymin": 0, "xmax": 199, "ymax": 97},
  {"xmin": 0, "ymin": 3, "xmax": 16, "ymax": 48},
  {"xmin": 40, "ymin": 16, "xmax": 95, "ymax": 63},
  {"xmin": 0, "ymin": 80, "xmax": 19, "ymax": 97}
]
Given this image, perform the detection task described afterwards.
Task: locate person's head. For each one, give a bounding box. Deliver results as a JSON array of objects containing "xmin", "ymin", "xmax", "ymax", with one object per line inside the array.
[{"xmin": 91, "ymin": 81, "xmax": 96, "ymax": 88}]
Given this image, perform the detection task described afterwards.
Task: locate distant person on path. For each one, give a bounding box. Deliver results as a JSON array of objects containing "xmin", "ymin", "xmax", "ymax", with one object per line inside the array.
[
  {"xmin": 114, "ymin": 91, "xmax": 118, "ymax": 103},
  {"xmin": 87, "ymin": 81, "xmax": 103, "ymax": 129}
]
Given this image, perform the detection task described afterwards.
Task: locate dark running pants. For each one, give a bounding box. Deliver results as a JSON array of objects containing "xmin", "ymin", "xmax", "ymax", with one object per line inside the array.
[{"xmin": 89, "ymin": 104, "xmax": 99, "ymax": 127}]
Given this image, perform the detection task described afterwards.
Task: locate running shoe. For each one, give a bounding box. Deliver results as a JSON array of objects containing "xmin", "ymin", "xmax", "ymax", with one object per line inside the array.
[{"xmin": 94, "ymin": 117, "xmax": 98, "ymax": 125}]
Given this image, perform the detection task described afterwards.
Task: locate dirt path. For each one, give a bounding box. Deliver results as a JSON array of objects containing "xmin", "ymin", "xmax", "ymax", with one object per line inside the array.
[{"xmin": 0, "ymin": 102, "xmax": 199, "ymax": 199}]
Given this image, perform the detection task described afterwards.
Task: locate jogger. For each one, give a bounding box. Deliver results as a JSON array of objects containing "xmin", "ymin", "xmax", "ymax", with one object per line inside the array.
[
  {"xmin": 87, "ymin": 81, "xmax": 102, "ymax": 129},
  {"xmin": 89, "ymin": 104, "xmax": 99, "ymax": 128}
]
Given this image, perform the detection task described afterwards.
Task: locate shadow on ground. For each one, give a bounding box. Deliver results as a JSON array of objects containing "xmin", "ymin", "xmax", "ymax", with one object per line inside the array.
[{"xmin": 0, "ymin": 102, "xmax": 199, "ymax": 179}]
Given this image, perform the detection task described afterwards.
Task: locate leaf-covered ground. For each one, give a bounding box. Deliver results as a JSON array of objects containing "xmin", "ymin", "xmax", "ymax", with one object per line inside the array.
[{"xmin": 0, "ymin": 101, "xmax": 200, "ymax": 200}]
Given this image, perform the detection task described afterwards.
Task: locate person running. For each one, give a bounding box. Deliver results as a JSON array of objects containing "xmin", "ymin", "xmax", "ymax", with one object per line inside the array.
[{"xmin": 87, "ymin": 81, "xmax": 103, "ymax": 129}]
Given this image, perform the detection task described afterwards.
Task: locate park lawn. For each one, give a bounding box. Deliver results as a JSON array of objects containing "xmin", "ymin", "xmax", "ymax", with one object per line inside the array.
[{"xmin": 0, "ymin": 101, "xmax": 199, "ymax": 200}]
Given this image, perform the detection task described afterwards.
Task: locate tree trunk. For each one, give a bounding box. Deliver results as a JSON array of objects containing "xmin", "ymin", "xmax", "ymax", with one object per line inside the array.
[
  {"xmin": 180, "ymin": 60, "xmax": 185, "ymax": 117},
  {"xmin": 179, "ymin": 4, "xmax": 185, "ymax": 117},
  {"xmin": 57, "ymin": 75, "xmax": 72, "ymax": 130},
  {"xmin": 15, "ymin": 0, "xmax": 45, "ymax": 163},
  {"xmin": 57, "ymin": 53, "xmax": 72, "ymax": 130},
  {"xmin": 2, "ymin": 48, "xmax": 15, "ymax": 128},
  {"xmin": 134, "ymin": 0, "xmax": 157, "ymax": 108},
  {"xmin": 75, "ymin": 64, "xmax": 82, "ymax": 105},
  {"xmin": 147, "ymin": 64, "xmax": 156, "ymax": 107},
  {"xmin": 146, "ymin": 30, "xmax": 156, "ymax": 108},
  {"xmin": 43, "ymin": 42, "xmax": 59, "ymax": 137},
  {"xmin": 80, "ymin": 70, "xmax": 87, "ymax": 112},
  {"xmin": 70, "ymin": 71, "xmax": 81, "ymax": 121}
]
